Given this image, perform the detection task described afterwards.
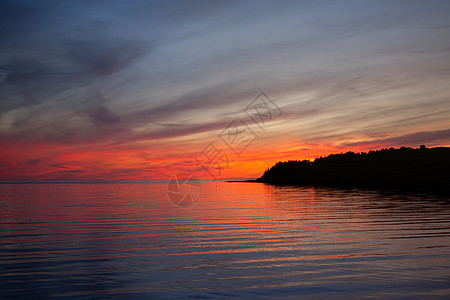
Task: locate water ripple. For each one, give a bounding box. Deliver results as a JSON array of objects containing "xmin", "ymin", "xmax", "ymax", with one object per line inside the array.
[{"xmin": 1, "ymin": 182, "xmax": 449, "ymax": 299}]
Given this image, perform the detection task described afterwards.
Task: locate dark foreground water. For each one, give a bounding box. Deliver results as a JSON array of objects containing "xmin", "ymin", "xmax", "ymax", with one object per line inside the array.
[{"xmin": 1, "ymin": 182, "xmax": 449, "ymax": 299}]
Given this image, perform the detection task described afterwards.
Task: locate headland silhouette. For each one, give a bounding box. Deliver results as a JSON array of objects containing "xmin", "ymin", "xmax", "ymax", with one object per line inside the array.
[{"xmin": 257, "ymin": 146, "xmax": 450, "ymax": 191}]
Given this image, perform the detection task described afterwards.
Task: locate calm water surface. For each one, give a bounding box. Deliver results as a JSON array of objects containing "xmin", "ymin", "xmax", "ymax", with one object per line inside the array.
[{"xmin": 1, "ymin": 182, "xmax": 449, "ymax": 299}]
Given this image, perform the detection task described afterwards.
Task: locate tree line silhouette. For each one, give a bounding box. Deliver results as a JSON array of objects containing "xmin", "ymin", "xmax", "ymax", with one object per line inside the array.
[{"xmin": 257, "ymin": 146, "xmax": 450, "ymax": 190}]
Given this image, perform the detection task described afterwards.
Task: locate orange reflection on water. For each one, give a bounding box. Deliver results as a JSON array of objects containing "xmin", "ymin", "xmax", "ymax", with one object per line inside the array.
[{"xmin": 1, "ymin": 181, "xmax": 450, "ymax": 299}]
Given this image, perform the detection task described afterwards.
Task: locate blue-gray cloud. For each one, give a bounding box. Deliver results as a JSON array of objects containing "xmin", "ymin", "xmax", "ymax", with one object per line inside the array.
[
  {"xmin": 343, "ymin": 128, "xmax": 450, "ymax": 148},
  {"xmin": 1, "ymin": 0, "xmax": 450, "ymax": 150}
]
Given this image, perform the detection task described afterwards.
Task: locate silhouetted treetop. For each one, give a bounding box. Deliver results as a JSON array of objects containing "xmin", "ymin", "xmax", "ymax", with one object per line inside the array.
[{"xmin": 257, "ymin": 146, "xmax": 450, "ymax": 190}]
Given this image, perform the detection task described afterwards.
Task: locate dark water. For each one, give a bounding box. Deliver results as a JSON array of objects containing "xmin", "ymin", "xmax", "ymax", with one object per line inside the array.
[{"xmin": 1, "ymin": 182, "xmax": 449, "ymax": 299}]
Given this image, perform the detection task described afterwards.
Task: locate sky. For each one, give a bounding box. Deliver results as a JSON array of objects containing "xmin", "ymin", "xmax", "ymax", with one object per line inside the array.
[{"xmin": 0, "ymin": 0, "xmax": 450, "ymax": 181}]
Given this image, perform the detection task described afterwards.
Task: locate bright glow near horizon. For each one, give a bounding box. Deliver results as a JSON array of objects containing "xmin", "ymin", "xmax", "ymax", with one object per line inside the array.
[{"xmin": 0, "ymin": 0, "xmax": 449, "ymax": 181}]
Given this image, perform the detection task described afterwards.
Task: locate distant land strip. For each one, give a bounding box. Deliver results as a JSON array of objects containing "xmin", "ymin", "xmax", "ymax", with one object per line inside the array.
[{"xmin": 256, "ymin": 146, "xmax": 450, "ymax": 191}]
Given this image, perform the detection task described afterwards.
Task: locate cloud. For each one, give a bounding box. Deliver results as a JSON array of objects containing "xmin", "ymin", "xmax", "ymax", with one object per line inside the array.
[
  {"xmin": 63, "ymin": 38, "xmax": 149, "ymax": 76},
  {"xmin": 50, "ymin": 164, "xmax": 70, "ymax": 169},
  {"xmin": 25, "ymin": 158, "xmax": 42, "ymax": 165},
  {"xmin": 343, "ymin": 129, "xmax": 450, "ymax": 148},
  {"xmin": 81, "ymin": 105, "xmax": 121, "ymax": 128},
  {"xmin": 1, "ymin": 0, "xmax": 450, "ymax": 179}
]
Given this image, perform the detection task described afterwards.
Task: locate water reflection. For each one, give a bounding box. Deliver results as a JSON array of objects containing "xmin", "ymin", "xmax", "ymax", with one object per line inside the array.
[{"xmin": 0, "ymin": 182, "xmax": 449, "ymax": 299}]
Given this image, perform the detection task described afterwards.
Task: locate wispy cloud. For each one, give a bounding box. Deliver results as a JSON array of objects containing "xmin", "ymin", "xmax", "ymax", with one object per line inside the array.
[
  {"xmin": 343, "ymin": 128, "xmax": 450, "ymax": 148},
  {"xmin": 1, "ymin": 0, "xmax": 450, "ymax": 180}
]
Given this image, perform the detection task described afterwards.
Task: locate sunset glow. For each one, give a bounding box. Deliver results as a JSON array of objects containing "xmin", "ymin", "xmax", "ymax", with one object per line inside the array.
[{"xmin": 1, "ymin": 1, "xmax": 449, "ymax": 181}]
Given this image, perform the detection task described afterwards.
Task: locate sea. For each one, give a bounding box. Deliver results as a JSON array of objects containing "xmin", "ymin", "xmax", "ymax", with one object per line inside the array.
[{"xmin": 1, "ymin": 181, "xmax": 449, "ymax": 299}]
